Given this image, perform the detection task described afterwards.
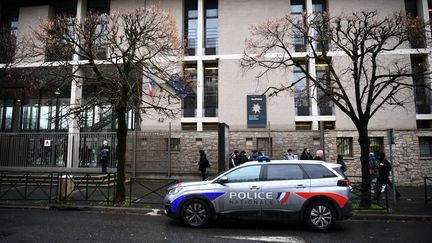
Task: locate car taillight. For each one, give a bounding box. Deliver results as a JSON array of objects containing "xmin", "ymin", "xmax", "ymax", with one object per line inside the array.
[{"xmin": 337, "ymin": 179, "xmax": 350, "ymax": 187}]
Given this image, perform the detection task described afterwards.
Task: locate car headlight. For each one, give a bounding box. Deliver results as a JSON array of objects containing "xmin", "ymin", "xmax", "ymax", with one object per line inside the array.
[{"xmin": 168, "ymin": 186, "xmax": 183, "ymax": 195}]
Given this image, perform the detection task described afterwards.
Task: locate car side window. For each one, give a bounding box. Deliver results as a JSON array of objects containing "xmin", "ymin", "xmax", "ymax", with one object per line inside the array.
[
  {"xmin": 301, "ymin": 164, "xmax": 337, "ymax": 179},
  {"xmin": 226, "ymin": 165, "xmax": 261, "ymax": 183},
  {"xmin": 266, "ymin": 164, "xmax": 306, "ymax": 180}
]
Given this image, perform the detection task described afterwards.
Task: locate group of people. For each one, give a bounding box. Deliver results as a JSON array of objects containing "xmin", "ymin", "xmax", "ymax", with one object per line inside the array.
[
  {"xmin": 369, "ymin": 151, "xmax": 401, "ymax": 201},
  {"xmin": 228, "ymin": 150, "xmax": 264, "ymax": 169},
  {"xmin": 284, "ymin": 147, "xmax": 347, "ymax": 172}
]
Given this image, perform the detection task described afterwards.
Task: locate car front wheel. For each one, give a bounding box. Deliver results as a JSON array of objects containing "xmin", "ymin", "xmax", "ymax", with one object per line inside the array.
[
  {"xmin": 181, "ymin": 199, "xmax": 211, "ymax": 227},
  {"xmin": 304, "ymin": 201, "xmax": 336, "ymax": 232}
]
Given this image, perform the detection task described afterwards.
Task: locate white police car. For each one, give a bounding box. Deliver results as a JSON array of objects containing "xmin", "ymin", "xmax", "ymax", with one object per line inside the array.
[{"xmin": 163, "ymin": 159, "xmax": 352, "ymax": 231}]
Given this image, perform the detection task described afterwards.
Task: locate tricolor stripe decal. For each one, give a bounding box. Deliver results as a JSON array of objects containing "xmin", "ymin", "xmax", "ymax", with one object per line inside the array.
[
  {"xmin": 295, "ymin": 192, "xmax": 348, "ymax": 208},
  {"xmin": 171, "ymin": 192, "xmax": 225, "ymax": 213},
  {"xmin": 277, "ymin": 192, "xmax": 291, "ymax": 204}
]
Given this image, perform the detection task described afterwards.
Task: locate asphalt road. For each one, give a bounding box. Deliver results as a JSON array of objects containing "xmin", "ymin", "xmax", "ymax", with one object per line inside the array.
[{"xmin": 0, "ymin": 208, "xmax": 430, "ymax": 243}]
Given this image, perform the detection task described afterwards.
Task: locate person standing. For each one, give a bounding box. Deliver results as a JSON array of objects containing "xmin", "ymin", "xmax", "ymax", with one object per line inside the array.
[
  {"xmin": 198, "ymin": 150, "xmax": 210, "ymax": 180},
  {"xmin": 336, "ymin": 154, "xmax": 347, "ymax": 173},
  {"xmin": 375, "ymin": 152, "xmax": 401, "ymax": 201},
  {"xmin": 283, "ymin": 149, "xmax": 296, "ymax": 160},
  {"xmin": 229, "ymin": 152, "xmax": 236, "ymax": 169},
  {"xmin": 369, "ymin": 152, "xmax": 379, "ymax": 192},
  {"xmin": 300, "ymin": 148, "xmax": 313, "ymax": 160},
  {"xmin": 99, "ymin": 140, "xmax": 110, "ymax": 173},
  {"xmin": 313, "ymin": 149, "xmax": 324, "ymax": 160}
]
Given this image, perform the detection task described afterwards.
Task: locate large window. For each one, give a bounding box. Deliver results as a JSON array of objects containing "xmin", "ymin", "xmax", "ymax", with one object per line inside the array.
[
  {"xmin": 302, "ymin": 164, "xmax": 337, "ymax": 179},
  {"xmin": 291, "ymin": 0, "xmax": 306, "ymax": 52},
  {"xmin": 411, "ymin": 56, "xmax": 431, "ymax": 114},
  {"xmin": 257, "ymin": 137, "xmax": 272, "ymax": 157},
  {"xmin": 204, "ymin": 0, "xmax": 218, "ymax": 55},
  {"xmin": 0, "ymin": 100, "xmax": 14, "ymax": 131},
  {"xmin": 204, "ymin": 64, "xmax": 218, "ymax": 117},
  {"xmin": 182, "ymin": 65, "xmax": 197, "ymax": 117},
  {"xmin": 419, "ymin": 137, "xmax": 432, "ymax": 157},
  {"xmin": 316, "ymin": 63, "xmax": 334, "ymax": 115},
  {"xmin": 185, "ymin": 0, "xmax": 198, "ymax": 56},
  {"xmin": 337, "ymin": 137, "xmax": 353, "ymax": 157},
  {"xmin": 294, "ymin": 66, "xmax": 310, "ymax": 116}
]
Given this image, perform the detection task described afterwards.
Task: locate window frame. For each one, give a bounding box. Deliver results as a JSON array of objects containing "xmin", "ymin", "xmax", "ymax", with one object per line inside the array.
[{"xmin": 336, "ymin": 137, "xmax": 353, "ymax": 157}]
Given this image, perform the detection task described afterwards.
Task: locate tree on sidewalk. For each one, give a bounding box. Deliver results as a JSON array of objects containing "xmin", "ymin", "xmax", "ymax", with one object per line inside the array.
[
  {"xmin": 242, "ymin": 10, "xmax": 429, "ymax": 207},
  {"xmin": 32, "ymin": 6, "xmax": 184, "ymax": 203}
]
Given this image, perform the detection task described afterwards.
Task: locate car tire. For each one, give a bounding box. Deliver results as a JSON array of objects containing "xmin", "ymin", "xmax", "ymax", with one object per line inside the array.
[
  {"xmin": 181, "ymin": 199, "xmax": 211, "ymax": 228},
  {"xmin": 304, "ymin": 201, "xmax": 336, "ymax": 232}
]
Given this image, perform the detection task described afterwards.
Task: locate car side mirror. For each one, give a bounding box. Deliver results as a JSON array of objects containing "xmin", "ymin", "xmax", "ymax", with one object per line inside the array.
[{"xmin": 218, "ymin": 176, "xmax": 229, "ymax": 184}]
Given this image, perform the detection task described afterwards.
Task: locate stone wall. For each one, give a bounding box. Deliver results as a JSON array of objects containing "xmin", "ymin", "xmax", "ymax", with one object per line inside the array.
[{"xmin": 126, "ymin": 129, "xmax": 432, "ymax": 186}]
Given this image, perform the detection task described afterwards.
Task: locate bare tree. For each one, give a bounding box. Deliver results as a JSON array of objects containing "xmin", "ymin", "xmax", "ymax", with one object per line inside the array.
[
  {"xmin": 33, "ymin": 6, "xmax": 184, "ymax": 203},
  {"xmin": 242, "ymin": 10, "xmax": 429, "ymax": 207}
]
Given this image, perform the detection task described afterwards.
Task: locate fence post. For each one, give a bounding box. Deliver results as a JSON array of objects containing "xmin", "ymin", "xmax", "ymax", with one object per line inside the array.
[
  {"xmin": 24, "ymin": 172, "xmax": 29, "ymax": 200},
  {"xmin": 129, "ymin": 178, "xmax": 133, "ymax": 207},
  {"xmin": 425, "ymin": 177, "xmax": 428, "ymax": 204},
  {"xmin": 86, "ymin": 173, "xmax": 89, "ymax": 201},
  {"xmin": 107, "ymin": 173, "xmax": 111, "ymax": 205},
  {"xmin": 385, "ymin": 184, "xmax": 389, "ymax": 213}
]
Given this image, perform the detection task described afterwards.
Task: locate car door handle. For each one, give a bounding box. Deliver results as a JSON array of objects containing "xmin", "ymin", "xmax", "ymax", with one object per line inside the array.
[
  {"xmin": 250, "ymin": 186, "xmax": 260, "ymax": 190},
  {"xmin": 296, "ymin": 184, "xmax": 306, "ymax": 188}
]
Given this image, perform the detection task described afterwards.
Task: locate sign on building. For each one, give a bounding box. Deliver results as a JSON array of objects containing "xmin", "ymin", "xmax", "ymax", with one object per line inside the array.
[
  {"xmin": 44, "ymin": 140, "xmax": 51, "ymax": 147},
  {"xmin": 247, "ymin": 95, "xmax": 267, "ymax": 128}
]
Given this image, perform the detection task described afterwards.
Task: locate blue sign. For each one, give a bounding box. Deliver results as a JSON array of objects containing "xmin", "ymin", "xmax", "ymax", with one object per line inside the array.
[{"xmin": 247, "ymin": 95, "xmax": 267, "ymax": 128}]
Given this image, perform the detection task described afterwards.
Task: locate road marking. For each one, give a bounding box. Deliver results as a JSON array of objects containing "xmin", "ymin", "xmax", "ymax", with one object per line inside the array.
[
  {"xmin": 145, "ymin": 209, "xmax": 162, "ymax": 216},
  {"xmin": 215, "ymin": 236, "xmax": 305, "ymax": 243}
]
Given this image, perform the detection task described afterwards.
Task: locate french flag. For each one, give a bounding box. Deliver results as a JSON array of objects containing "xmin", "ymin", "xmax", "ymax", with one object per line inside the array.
[
  {"xmin": 147, "ymin": 76, "xmax": 155, "ymax": 98},
  {"xmin": 277, "ymin": 192, "xmax": 291, "ymax": 205}
]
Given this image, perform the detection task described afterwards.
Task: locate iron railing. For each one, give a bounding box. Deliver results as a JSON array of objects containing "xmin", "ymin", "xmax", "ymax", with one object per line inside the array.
[
  {"xmin": 347, "ymin": 175, "xmax": 389, "ymax": 212},
  {"xmin": 128, "ymin": 178, "xmax": 178, "ymax": 207}
]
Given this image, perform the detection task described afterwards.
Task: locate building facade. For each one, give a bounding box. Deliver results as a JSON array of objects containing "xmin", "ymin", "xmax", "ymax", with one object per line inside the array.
[{"xmin": 1, "ymin": 0, "xmax": 432, "ymax": 185}]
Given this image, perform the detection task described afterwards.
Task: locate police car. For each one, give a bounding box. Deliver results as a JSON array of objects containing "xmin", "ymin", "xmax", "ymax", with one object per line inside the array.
[{"xmin": 163, "ymin": 158, "xmax": 352, "ymax": 231}]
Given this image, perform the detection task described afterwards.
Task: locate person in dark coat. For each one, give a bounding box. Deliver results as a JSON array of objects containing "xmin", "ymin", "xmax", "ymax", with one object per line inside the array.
[
  {"xmin": 336, "ymin": 154, "xmax": 347, "ymax": 172},
  {"xmin": 300, "ymin": 148, "xmax": 313, "ymax": 160},
  {"xmin": 375, "ymin": 152, "xmax": 401, "ymax": 201},
  {"xmin": 99, "ymin": 140, "xmax": 110, "ymax": 173},
  {"xmin": 198, "ymin": 150, "xmax": 210, "ymax": 180}
]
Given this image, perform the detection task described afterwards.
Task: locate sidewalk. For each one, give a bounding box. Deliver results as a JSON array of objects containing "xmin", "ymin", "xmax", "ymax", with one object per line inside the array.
[
  {"xmin": 1, "ymin": 186, "xmax": 432, "ymax": 221},
  {"xmin": 351, "ymin": 186, "xmax": 432, "ymax": 221}
]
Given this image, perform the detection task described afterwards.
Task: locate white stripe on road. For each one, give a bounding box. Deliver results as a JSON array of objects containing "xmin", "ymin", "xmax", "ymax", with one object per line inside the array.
[
  {"xmin": 215, "ymin": 236, "xmax": 305, "ymax": 243},
  {"xmin": 145, "ymin": 209, "xmax": 162, "ymax": 216}
]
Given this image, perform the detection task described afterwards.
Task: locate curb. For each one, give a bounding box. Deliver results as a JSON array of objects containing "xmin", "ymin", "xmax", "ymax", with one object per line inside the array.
[{"xmin": 352, "ymin": 213, "xmax": 432, "ymax": 222}]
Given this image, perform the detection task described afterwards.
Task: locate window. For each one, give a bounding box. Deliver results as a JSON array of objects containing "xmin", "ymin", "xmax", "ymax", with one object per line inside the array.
[
  {"xmin": 257, "ymin": 138, "xmax": 272, "ymax": 157},
  {"xmin": 301, "ymin": 164, "xmax": 337, "ymax": 179},
  {"xmin": 226, "ymin": 165, "xmax": 262, "ymax": 183},
  {"xmin": 166, "ymin": 138, "xmax": 180, "ymax": 151},
  {"xmin": 419, "ymin": 137, "xmax": 432, "ymax": 157},
  {"xmin": 291, "ymin": 0, "xmax": 306, "ymax": 52},
  {"xmin": 205, "ymin": 0, "xmax": 218, "ymax": 55},
  {"xmin": 369, "ymin": 137, "xmax": 383, "ymax": 153},
  {"xmin": 185, "ymin": 0, "xmax": 198, "ymax": 56},
  {"xmin": 266, "ymin": 164, "xmax": 306, "ymax": 180},
  {"xmin": 316, "ymin": 63, "xmax": 334, "ymax": 115},
  {"xmin": 294, "ymin": 66, "xmax": 310, "ymax": 116},
  {"xmin": 182, "ymin": 65, "xmax": 197, "ymax": 117},
  {"xmin": 204, "ymin": 64, "xmax": 218, "ymax": 117},
  {"xmin": 337, "ymin": 137, "xmax": 353, "ymax": 157},
  {"xmin": 412, "ymin": 56, "xmax": 430, "ymax": 114}
]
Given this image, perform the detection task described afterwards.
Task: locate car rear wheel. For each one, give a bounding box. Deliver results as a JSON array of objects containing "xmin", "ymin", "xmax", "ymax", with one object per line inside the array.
[
  {"xmin": 304, "ymin": 201, "xmax": 336, "ymax": 232},
  {"xmin": 181, "ymin": 199, "xmax": 211, "ymax": 227}
]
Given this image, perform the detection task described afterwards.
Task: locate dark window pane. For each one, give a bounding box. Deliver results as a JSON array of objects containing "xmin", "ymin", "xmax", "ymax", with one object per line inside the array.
[
  {"xmin": 266, "ymin": 164, "xmax": 306, "ymax": 180},
  {"xmin": 419, "ymin": 137, "xmax": 432, "ymax": 157},
  {"xmin": 301, "ymin": 164, "xmax": 337, "ymax": 179}
]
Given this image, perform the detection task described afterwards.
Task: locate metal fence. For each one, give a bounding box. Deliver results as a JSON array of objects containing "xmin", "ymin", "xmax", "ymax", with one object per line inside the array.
[
  {"xmin": 128, "ymin": 178, "xmax": 178, "ymax": 206},
  {"xmin": 0, "ymin": 132, "xmax": 117, "ymax": 168},
  {"xmin": 347, "ymin": 175, "xmax": 389, "ymax": 212}
]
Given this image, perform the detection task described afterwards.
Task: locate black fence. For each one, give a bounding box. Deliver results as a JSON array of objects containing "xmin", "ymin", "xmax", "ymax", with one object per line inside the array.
[
  {"xmin": 128, "ymin": 178, "xmax": 178, "ymax": 207},
  {"xmin": 347, "ymin": 175, "xmax": 389, "ymax": 212},
  {"xmin": 0, "ymin": 171, "xmax": 117, "ymax": 205},
  {"xmin": 0, "ymin": 171, "xmax": 179, "ymax": 207},
  {"xmin": 425, "ymin": 177, "xmax": 432, "ymax": 204}
]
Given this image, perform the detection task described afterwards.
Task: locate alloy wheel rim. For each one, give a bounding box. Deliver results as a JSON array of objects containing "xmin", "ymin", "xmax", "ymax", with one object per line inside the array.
[
  {"xmin": 185, "ymin": 202, "xmax": 207, "ymax": 226},
  {"xmin": 310, "ymin": 205, "xmax": 332, "ymax": 229}
]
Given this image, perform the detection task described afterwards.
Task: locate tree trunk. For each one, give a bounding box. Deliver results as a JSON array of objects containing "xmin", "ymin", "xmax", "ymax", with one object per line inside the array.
[
  {"xmin": 114, "ymin": 105, "xmax": 127, "ymax": 204},
  {"xmin": 358, "ymin": 126, "xmax": 371, "ymax": 207}
]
